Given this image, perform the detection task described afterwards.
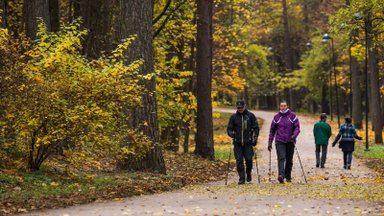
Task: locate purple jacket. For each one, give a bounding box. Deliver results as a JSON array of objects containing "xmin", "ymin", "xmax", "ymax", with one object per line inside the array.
[{"xmin": 268, "ymin": 110, "xmax": 300, "ymax": 144}]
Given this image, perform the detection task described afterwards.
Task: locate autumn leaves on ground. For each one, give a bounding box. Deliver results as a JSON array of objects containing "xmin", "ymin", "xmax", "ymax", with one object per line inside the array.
[{"xmin": 1, "ymin": 111, "xmax": 384, "ymax": 215}]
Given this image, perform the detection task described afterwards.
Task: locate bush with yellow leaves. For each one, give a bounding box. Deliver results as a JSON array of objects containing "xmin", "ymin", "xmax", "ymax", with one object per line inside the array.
[{"xmin": 0, "ymin": 20, "xmax": 152, "ymax": 171}]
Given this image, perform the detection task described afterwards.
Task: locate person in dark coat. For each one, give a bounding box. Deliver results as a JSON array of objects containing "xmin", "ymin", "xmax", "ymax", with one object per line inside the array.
[
  {"xmin": 227, "ymin": 100, "xmax": 259, "ymax": 184},
  {"xmin": 268, "ymin": 101, "xmax": 300, "ymax": 183},
  {"xmin": 313, "ymin": 113, "xmax": 332, "ymax": 168},
  {"xmin": 332, "ymin": 117, "xmax": 362, "ymax": 169}
]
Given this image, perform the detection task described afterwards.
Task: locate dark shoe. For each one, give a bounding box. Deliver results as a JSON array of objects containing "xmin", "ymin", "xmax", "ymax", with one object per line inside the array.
[
  {"xmin": 347, "ymin": 165, "xmax": 351, "ymax": 169},
  {"xmin": 238, "ymin": 180, "xmax": 245, "ymax": 185},
  {"xmin": 286, "ymin": 178, "xmax": 292, "ymax": 183},
  {"xmin": 246, "ymin": 175, "xmax": 252, "ymax": 182},
  {"xmin": 343, "ymin": 165, "xmax": 347, "ymax": 169},
  {"xmin": 321, "ymin": 164, "xmax": 325, "ymax": 168},
  {"xmin": 316, "ymin": 164, "xmax": 319, "ymax": 168},
  {"xmin": 278, "ymin": 176, "xmax": 284, "ymax": 184}
]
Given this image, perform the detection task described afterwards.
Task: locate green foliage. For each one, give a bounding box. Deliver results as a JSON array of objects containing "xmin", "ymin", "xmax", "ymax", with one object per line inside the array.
[
  {"xmin": 293, "ymin": 36, "xmax": 330, "ymax": 102},
  {"xmin": 0, "ymin": 20, "xmax": 151, "ymax": 170}
]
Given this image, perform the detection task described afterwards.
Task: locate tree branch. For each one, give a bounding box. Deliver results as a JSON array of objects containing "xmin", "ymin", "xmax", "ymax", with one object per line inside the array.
[
  {"xmin": 153, "ymin": 0, "xmax": 188, "ymax": 39},
  {"xmin": 152, "ymin": 0, "xmax": 172, "ymax": 25}
]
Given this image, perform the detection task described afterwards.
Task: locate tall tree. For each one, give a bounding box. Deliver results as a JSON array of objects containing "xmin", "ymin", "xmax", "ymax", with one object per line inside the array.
[
  {"xmin": 281, "ymin": 0, "xmax": 295, "ymax": 109},
  {"xmin": 350, "ymin": 48, "xmax": 363, "ymax": 129},
  {"xmin": 49, "ymin": 0, "xmax": 59, "ymax": 32},
  {"xmin": 194, "ymin": 0, "xmax": 214, "ymax": 160},
  {"xmin": 366, "ymin": 15, "xmax": 383, "ymax": 143},
  {"xmin": 119, "ymin": 0, "xmax": 166, "ymax": 173},
  {"xmin": 0, "ymin": 0, "xmax": 6, "ymax": 28},
  {"xmin": 23, "ymin": 0, "xmax": 50, "ymax": 39},
  {"xmin": 73, "ymin": 0, "xmax": 113, "ymax": 58}
]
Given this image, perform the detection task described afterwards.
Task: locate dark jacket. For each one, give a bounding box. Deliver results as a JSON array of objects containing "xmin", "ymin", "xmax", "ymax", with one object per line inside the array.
[
  {"xmin": 313, "ymin": 121, "xmax": 332, "ymax": 145},
  {"xmin": 268, "ymin": 109, "xmax": 300, "ymax": 145},
  {"xmin": 332, "ymin": 123, "xmax": 362, "ymax": 152},
  {"xmin": 227, "ymin": 109, "xmax": 259, "ymax": 146}
]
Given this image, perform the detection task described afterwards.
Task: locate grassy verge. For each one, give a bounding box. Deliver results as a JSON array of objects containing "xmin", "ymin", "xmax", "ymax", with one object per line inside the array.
[{"xmin": 354, "ymin": 144, "xmax": 384, "ymax": 177}]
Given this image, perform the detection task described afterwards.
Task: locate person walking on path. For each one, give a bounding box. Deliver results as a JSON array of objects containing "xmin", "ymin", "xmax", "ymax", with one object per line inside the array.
[
  {"xmin": 227, "ymin": 100, "xmax": 259, "ymax": 184},
  {"xmin": 313, "ymin": 113, "xmax": 332, "ymax": 168},
  {"xmin": 268, "ymin": 101, "xmax": 300, "ymax": 183},
  {"xmin": 332, "ymin": 117, "xmax": 362, "ymax": 169}
]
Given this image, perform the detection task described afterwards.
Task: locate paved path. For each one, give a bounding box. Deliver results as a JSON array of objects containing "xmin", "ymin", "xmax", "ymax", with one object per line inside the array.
[{"xmin": 21, "ymin": 109, "xmax": 384, "ymax": 216}]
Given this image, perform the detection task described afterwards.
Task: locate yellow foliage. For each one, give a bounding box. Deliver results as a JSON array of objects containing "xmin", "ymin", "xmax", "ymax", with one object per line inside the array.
[{"xmin": 0, "ymin": 20, "xmax": 151, "ymax": 170}]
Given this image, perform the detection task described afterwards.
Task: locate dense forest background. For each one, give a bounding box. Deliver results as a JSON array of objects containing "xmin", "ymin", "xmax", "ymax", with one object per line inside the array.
[{"xmin": 0, "ymin": 0, "xmax": 383, "ymax": 173}]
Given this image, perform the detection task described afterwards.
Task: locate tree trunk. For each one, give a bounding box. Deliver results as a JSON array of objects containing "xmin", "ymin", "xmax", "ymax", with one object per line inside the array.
[
  {"xmin": 366, "ymin": 18, "xmax": 383, "ymax": 143},
  {"xmin": 75, "ymin": 0, "xmax": 113, "ymax": 58},
  {"xmin": 1, "ymin": 0, "xmax": 7, "ymax": 28},
  {"xmin": 351, "ymin": 50, "xmax": 362, "ymax": 129},
  {"xmin": 321, "ymin": 83, "xmax": 329, "ymax": 114},
  {"xmin": 282, "ymin": 0, "xmax": 295, "ymax": 109},
  {"xmin": 49, "ymin": 0, "xmax": 59, "ymax": 32},
  {"xmin": 23, "ymin": 0, "xmax": 51, "ymax": 39},
  {"xmin": 119, "ymin": 0, "xmax": 166, "ymax": 173},
  {"xmin": 194, "ymin": 0, "xmax": 214, "ymax": 160}
]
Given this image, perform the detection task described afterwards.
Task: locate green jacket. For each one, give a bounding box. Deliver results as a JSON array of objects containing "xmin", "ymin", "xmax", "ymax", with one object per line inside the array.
[{"xmin": 313, "ymin": 121, "xmax": 332, "ymax": 145}]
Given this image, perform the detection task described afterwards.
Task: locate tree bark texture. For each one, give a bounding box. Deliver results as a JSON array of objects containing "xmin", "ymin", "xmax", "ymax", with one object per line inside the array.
[
  {"xmin": 23, "ymin": 0, "xmax": 50, "ymax": 39},
  {"xmin": 0, "ymin": 0, "xmax": 7, "ymax": 28},
  {"xmin": 75, "ymin": 0, "xmax": 113, "ymax": 58},
  {"xmin": 194, "ymin": 0, "xmax": 214, "ymax": 160},
  {"xmin": 48, "ymin": 0, "xmax": 59, "ymax": 31},
  {"xmin": 119, "ymin": 0, "xmax": 166, "ymax": 173},
  {"xmin": 282, "ymin": 0, "xmax": 295, "ymax": 109},
  {"xmin": 366, "ymin": 18, "xmax": 383, "ymax": 143},
  {"xmin": 350, "ymin": 53, "xmax": 362, "ymax": 129}
]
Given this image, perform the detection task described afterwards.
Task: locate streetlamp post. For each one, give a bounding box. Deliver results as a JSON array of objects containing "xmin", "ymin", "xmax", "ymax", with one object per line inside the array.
[
  {"xmin": 323, "ymin": 33, "xmax": 341, "ymax": 128},
  {"xmin": 353, "ymin": 12, "xmax": 369, "ymax": 151}
]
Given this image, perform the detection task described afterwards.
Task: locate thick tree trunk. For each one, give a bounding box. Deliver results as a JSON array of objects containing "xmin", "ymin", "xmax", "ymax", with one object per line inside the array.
[
  {"xmin": 194, "ymin": 0, "xmax": 214, "ymax": 160},
  {"xmin": 23, "ymin": 0, "xmax": 51, "ymax": 39},
  {"xmin": 75, "ymin": 0, "xmax": 113, "ymax": 58},
  {"xmin": 351, "ymin": 52, "xmax": 362, "ymax": 129},
  {"xmin": 0, "ymin": 0, "xmax": 7, "ymax": 28},
  {"xmin": 49, "ymin": 0, "xmax": 59, "ymax": 32},
  {"xmin": 119, "ymin": 0, "xmax": 166, "ymax": 173},
  {"xmin": 366, "ymin": 22, "xmax": 383, "ymax": 143}
]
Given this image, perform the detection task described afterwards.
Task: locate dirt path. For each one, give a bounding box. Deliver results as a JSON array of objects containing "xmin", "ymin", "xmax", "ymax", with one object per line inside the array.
[{"xmin": 21, "ymin": 109, "xmax": 384, "ymax": 216}]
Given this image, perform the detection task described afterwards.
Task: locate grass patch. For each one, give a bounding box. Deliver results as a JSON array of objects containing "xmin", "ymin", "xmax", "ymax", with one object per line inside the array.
[{"xmin": 355, "ymin": 144, "xmax": 384, "ymax": 159}]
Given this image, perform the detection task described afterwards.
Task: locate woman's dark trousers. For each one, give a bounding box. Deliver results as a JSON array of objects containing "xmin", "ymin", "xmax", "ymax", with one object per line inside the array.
[{"xmin": 276, "ymin": 142, "xmax": 294, "ymax": 180}]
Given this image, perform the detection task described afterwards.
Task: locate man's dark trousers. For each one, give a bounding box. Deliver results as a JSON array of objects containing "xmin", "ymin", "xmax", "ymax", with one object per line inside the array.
[
  {"xmin": 234, "ymin": 144, "xmax": 254, "ymax": 181},
  {"xmin": 276, "ymin": 142, "xmax": 294, "ymax": 180}
]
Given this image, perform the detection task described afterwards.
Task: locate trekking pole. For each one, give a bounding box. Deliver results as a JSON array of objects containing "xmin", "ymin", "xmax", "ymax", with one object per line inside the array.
[
  {"xmin": 254, "ymin": 147, "xmax": 261, "ymax": 184},
  {"xmin": 295, "ymin": 143, "xmax": 307, "ymax": 183},
  {"xmin": 225, "ymin": 143, "xmax": 232, "ymax": 185},
  {"xmin": 268, "ymin": 149, "xmax": 272, "ymax": 182}
]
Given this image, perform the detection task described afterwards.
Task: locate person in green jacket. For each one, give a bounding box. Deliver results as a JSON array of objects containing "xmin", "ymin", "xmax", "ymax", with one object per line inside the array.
[{"xmin": 313, "ymin": 113, "xmax": 332, "ymax": 168}]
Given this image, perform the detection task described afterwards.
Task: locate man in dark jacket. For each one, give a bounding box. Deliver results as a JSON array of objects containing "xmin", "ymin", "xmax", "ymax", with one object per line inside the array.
[
  {"xmin": 268, "ymin": 101, "xmax": 300, "ymax": 183},
  {"xmin": 227, "ymin": 100, "xmax": 259, "ymax": 184},
  {"xmin": 332, "ymin": 117, "xmax": 362, "ymax": 169},
  {"xmin": 313, "ymin": 113, "xmax": 332, "ymax": 168}
]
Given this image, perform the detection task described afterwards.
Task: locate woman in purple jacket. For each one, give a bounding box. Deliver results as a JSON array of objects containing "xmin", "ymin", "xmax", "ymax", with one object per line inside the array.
[{"xmin": 268, "ymin": 101, "xmax": 300, "ymax": 183}]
